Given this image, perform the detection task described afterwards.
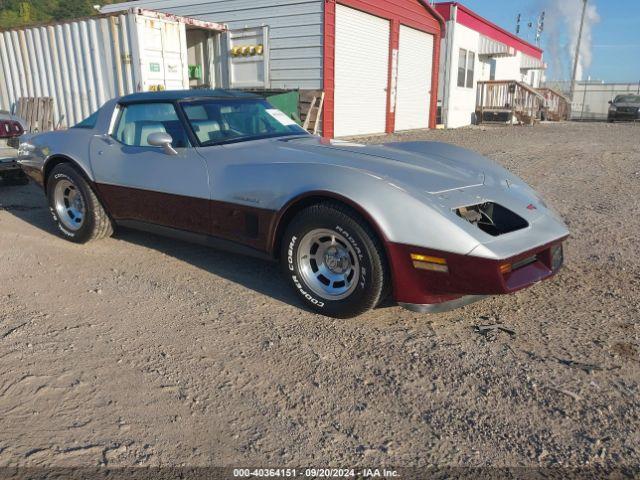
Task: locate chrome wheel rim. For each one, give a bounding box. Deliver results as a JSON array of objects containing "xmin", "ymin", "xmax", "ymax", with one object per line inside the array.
[
  {"xmin": 53, "ymin": 179, "xmax": 85, "ymax": 231},
  {"xmin": 297, "ymin": 228, "xmax": 360, "ymax": 300}
]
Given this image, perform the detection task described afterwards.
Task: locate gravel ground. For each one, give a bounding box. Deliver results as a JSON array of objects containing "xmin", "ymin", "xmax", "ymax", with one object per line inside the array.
[{"xmin": 0, "ymin": 122, "xmax": 638, "ymax": 476}]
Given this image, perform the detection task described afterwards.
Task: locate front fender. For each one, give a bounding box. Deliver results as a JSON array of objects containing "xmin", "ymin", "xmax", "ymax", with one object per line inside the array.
[{"xmin": 213, "ymin": 162, "xmax": 483, "ymax": 256}]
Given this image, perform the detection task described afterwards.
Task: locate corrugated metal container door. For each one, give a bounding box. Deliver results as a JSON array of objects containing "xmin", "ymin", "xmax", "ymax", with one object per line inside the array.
[
  {"xmin": 395, "ymin": 25, "xmax": 433, "ymax": 131},
  {"xmin": 136, "ymin": 17, "xmax": 188, "ymax": 91},
  {"xmin": 334, "ymin": 5, "xmax": 390, "ymax": 137},
  {"xmin": 101, "ymin": 0, "xmax": 325, "ymax": 90}
]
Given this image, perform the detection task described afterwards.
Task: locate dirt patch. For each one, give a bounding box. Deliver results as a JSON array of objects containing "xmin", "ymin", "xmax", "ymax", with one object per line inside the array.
[
  {"xmin": 612, "ymin": 343, "xmax": 639, "ymax": 362},
  {"xmin": 0, "ymin": 122, "xmax": 638, "ymax": 472}
]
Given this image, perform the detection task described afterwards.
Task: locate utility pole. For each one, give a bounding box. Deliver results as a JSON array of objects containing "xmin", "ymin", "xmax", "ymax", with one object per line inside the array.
[
  {"xmin": 536, "ymin": 11, "xmax": 545, "ymax": 46},
  {"xmin": 569, "ymin": 0, "xmax": 588, "ymax": 101}
]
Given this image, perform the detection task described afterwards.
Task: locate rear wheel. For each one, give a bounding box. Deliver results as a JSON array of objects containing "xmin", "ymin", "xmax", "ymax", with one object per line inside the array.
[
  {"xmin": 281, "ymin": 202, "xmax": 388, "ymax": 318},
  {"xmin": 46, "ymin": 163, "xmax": 113, "ymax": 243}
]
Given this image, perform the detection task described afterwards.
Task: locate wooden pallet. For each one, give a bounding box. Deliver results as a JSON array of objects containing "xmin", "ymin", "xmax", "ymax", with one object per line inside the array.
[{"xmin": 16, "ymin": 97, "xmax": 54, "ymax": 132}]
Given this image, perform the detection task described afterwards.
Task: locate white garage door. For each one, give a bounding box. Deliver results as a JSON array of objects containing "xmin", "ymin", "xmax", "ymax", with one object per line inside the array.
[
  {"xmin": 334, "ymin": 5, "xmax": 390, "ymax": 137},
  {"xmin": 395, "ymin": 25, "xmax": 433, "ymax": 131}
]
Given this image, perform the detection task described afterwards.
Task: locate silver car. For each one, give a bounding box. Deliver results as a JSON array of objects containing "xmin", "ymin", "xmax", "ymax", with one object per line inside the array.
[{"xmin": 18, "ymin": 90, "xmax": 569, "ymax": 318}]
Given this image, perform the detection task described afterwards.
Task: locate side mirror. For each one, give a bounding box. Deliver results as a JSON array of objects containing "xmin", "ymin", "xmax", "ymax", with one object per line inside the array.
[
  {"xmin": 147, "ymin": 132, "xmax": 177, "ymax": 155},
  {"xmin": 608, "ymin": 100, "xmax": 612, "ymax": 104}
]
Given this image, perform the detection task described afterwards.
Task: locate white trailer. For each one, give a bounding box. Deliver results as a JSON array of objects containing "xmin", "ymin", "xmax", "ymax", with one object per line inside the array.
[
  {"xmin": 434, "ymin": 2, "xmax": 546, "ymax": 128},
  {"xmin": 0, "ymin": 8, "xmax": 225, "ymax": 127}
]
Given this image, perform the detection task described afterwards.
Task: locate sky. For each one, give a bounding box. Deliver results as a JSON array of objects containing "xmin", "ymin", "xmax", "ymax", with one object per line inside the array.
[{"xmin": 452, "ymin": 0, "xmax": 640, "ymax": 83}]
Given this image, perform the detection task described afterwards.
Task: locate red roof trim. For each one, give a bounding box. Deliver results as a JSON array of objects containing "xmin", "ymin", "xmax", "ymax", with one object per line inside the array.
[
  {"xmin": 434, "ymin": 2, "xmax": 543, "ymax": 59},
  {"xmin": 419, "ymin": 0, "xmax": 447, "ymax": 32}
]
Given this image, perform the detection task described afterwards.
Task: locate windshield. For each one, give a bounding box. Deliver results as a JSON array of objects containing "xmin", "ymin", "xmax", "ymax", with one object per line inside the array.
[
  {"xmin": 181, "ymin": 98, "xmax": 308, "ymax": 146},
  {"xmin": 613, "ymin": 95, "xmax": 640, "ymax": 104}
]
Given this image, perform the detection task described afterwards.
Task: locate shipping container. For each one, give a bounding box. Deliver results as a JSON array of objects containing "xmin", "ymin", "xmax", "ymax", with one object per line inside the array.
[
  {"xmin": 0, "ymin": 8, "xmax": 226, "ymax": 127},
  {"xmin": 102, "ymin": 0, "xmax": 324, "ymax": 91}
]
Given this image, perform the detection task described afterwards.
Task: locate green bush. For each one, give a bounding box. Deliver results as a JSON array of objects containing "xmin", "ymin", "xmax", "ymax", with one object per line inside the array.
[{"xmin": 0, "ymin": 0, "xmax": 121, "ymax": 29}]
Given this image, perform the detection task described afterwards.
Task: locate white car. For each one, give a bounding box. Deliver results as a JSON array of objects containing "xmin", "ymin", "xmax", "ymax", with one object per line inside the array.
[{"xmin": 0, "ymin": 111, "xmax": 28, "ymax": 185}]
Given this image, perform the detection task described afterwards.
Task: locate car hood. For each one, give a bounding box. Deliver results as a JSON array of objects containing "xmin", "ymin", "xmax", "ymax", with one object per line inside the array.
[{"xmin": 278, "ymin": 136, "xmax": 514, "ymax": 194}]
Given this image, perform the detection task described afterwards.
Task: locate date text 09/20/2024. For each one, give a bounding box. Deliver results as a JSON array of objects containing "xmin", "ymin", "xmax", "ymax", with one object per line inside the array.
[{"xmin": 233, "ymin": 468, "xmax": 399, "ymax": 477}]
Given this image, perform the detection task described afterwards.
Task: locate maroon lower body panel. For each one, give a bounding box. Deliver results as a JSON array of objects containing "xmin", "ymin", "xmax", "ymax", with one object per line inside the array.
[
  {"xmin": 386, "ymin": 239, "xmax": 566, "ymax": 305},
  {"xmin": 95, "ymin": 183, "xmax": 277, "ymax": 252},
  {"xmin": 96, "ymin": 183, "xmax": 212, "ymax": 235}
]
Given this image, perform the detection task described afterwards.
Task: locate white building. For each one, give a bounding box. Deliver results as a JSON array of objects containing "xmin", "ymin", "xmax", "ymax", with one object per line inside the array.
[{"xmin": 435, "ymin": 2, "xmax": 546, "ymax": 128}]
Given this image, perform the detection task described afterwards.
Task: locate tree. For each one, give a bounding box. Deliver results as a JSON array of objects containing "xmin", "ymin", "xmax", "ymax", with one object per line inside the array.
[{"xmin": 0, "ymin": 0, "xmax": 121, "ymax": 29}]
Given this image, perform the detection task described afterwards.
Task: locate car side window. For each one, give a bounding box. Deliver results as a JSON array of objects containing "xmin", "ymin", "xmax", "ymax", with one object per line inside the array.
[{"xmin": 113, "ymin": 103, "xmax": 189, "ymax": 148}]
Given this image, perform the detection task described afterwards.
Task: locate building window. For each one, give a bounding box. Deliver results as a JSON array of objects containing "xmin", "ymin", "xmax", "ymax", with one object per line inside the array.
[
  {"xmin": 457, "ymin": 48, "xmax": 476, "ymax": 88},
  {"xmin": 466, "ymin": 51, "xmax": 475, "ymax": 88},
  {"xmin": 457, "ymin": 49, "xmax": 467, "ymax": 87}
]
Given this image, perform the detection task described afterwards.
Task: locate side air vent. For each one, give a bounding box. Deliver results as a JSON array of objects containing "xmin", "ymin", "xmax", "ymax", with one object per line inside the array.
[
  {"xmin": 455, "ymin": 202, "xmax": 528, "ymax": 236},
  {"xmin": 245, "ymin": 213, "xmax": 259, "ymax": 238}
]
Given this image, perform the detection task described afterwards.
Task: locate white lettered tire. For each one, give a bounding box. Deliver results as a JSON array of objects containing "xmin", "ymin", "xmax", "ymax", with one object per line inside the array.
[
  {"xmin": 46, "ymin": 163, "xmax": 113, "ymax": 243},
  {"xmin": 281, "ymin": 202, "xmax": 388, "ymax": 318}
]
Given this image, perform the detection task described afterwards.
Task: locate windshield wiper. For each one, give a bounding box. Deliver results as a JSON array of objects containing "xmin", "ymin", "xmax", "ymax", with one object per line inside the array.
[{"xmin": 199, "ymin": 132, "xmax": 307, "ymax": 147}]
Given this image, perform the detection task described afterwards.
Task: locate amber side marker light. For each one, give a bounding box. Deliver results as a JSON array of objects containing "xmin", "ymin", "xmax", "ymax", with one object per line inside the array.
[
  {"xmin": 499, "ymin": 263, "xmax": 512, "ymax": 274},
  {"xmin": 410, "ymin": 254, "xmax": 449, "ymax": 273}
]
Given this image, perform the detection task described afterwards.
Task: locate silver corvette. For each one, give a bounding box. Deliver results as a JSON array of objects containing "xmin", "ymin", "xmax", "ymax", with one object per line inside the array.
[{"xmin": 18, "ymin": 90, "xmax": 569, "ymax": 318}]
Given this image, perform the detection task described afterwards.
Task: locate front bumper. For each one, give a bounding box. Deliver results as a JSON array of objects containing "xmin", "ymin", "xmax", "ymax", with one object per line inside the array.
[
  {"xmin": 0, "ymin": 145, "xmax": 20, "ymax": 173},
  {"xmin": 608, "ymin": 111, "xmax": 640, "ymax": 121},
  {"xmin": 0, "ymin": 158, "xmax": 20, "ymax": 173},
  {"xmin": 388, "ymin": 238, "xmax": 567, "ymax": 307}
]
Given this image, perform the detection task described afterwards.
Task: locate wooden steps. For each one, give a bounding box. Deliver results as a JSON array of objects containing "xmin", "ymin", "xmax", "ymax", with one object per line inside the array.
[{"xmin": 476, "ymin": 80, "xmax": 544, "ymax": 126}]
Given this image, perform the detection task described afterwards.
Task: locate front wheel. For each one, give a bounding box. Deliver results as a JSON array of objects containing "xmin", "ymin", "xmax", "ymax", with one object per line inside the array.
[
  {"xmin": 281, "ymin": 202, "xmax": 388, "ymax": 318},
  {"xmin": 46, "ymin": 163, "xmax": 114, "ymax": 243}
]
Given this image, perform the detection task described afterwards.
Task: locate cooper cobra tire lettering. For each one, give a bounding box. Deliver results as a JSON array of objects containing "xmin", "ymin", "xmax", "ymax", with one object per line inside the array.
[
  {"xmin": 291, "ymin": 275, "xmax": 325, "ymax": 308},
  {"xmin": 287, "ymin": 236, "xmax": 297, "ymax": 272},
  {"xmin": 49, "ymin": 206, "xmax": 58, "ymax": 222},
  {"xmin": 280, "ymin": 201, "xmax": 388, "ymax": 318},
  {"xmin": 287, "ymin": 236, "xmax": 325, "ymax": 306},
  {"xmin": 57, "ymin": 224, "xmax": 75, "ymax": 238}
]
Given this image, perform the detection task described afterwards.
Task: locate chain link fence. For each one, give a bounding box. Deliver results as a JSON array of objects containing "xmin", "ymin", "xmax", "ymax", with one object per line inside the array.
[{"xmin": 542, "ymin": 80, "xmax": 640, "ymax": 121}]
